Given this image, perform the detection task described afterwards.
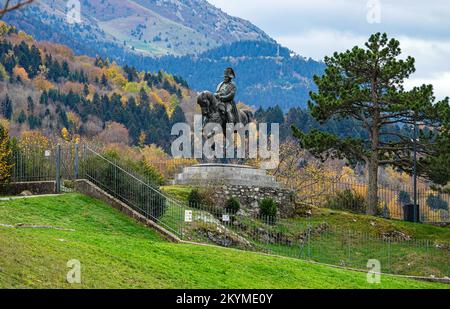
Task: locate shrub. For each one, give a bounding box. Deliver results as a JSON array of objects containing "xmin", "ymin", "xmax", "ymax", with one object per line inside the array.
[
  {"xmin": 323, "ymin": 189, "xmax": 366, "ymax": 214},
  {"xmin": 259, "ymin": 198, "xmax": 278, "ymax": 224},
  {"xmin": 426, "ymin": 195, "xmax": 449, "ymax": 211},
  {"xmin": 377, "ymin": 202, "xmax": 390, "ymax": 219},
  {"xmin": 188, "ymin": 188, "xmax": 203, "ymax": 208},
  {"xmin": 186, "ymin": 188, "xmax": 224, "ymax": 217},
  {"xmin": 103, "ymin": 150, "xmax": 164, "ymax": 186},
  {"xmin": 187, "ymin": 187, "xmax": 216, "ymax": 210},
  {"xmin": 82, "ymin": 154, "xmax": 167, "ymax": 220},
  {"xmin": 225, "ymin": 197, "xmax": 240, "ymax": 214},
  {"xmin": 398, "ymin": 191, "xmax": 411, "ymax": 205}
]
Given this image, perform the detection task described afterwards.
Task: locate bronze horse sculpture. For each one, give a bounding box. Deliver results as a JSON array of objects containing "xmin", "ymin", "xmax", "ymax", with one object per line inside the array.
[{"xmin": 197, "ymin": 91, "xmax": 253, "ymax": 133}]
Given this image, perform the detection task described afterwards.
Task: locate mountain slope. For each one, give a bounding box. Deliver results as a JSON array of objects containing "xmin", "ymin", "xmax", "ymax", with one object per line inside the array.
[
  {"xmin": 135, "ymin": 40, "xmax": 325, "ymax": 110},
  {"xmin": 5, "ymin": 0, "xmax": 273, "ymax": 57},
  {"xmin": 4, "ymin": 0, "xmax": 324, "ymax": 109}
]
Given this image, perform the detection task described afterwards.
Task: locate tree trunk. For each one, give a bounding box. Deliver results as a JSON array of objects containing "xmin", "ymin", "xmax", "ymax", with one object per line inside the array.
[
  {"xmin": 368, "ymin": 73, "xmax": 380, "ymax": 215},
  {"xmin": 367, "ymin": 154, "xmax": 379, "ymax": 215},
  {"xmin": 367, "ymin": 106, "xmax": 380, "ymax": 215}
]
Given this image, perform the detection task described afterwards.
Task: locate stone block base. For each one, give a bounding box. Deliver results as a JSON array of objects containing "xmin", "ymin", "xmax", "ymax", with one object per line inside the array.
[{"xmin": 209, "ymin": 185, "xmax": 295, "ymax": 218}]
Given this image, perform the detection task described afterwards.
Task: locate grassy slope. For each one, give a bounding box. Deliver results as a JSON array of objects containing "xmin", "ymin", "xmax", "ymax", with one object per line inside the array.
[
  {"xmin": 161, "ymin": 186, "xmax": 450, "ymax": 278},
  {"xmin": 0, "ymin": 194, "xmax": 447, "ymax": 289}
]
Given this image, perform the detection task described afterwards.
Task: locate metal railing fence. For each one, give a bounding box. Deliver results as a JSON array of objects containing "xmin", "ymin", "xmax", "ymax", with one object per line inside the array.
[
  {"xmin": 297, "ymin": 180, "xmax": 450, "ymax": 223},
  {"xmin": 81, "ymin": 146, "xmax": 184, "ymax": 236},
  {"xmin": 5, "ymin": 144, "xmax": 450, "ymax": 278},
  {"xmin": 180, "ymin": 201, "xmax": 450, "ymax": 278}
]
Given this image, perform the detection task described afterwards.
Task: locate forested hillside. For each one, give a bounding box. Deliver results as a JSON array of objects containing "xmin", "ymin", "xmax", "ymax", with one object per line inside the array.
[
  {"xmin": 0, "ymin": 22, "xmax": 191, "ymax": 151},
  {"xmin": 136, "ymin": 41, "xmax": 325, "ymax": 110},
  {"xmin": 4, "ymin": 1, "xmax": 325, "ymax": 110}
]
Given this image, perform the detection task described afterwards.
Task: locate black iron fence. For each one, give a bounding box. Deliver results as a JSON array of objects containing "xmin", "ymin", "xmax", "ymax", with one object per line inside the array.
[
  {"xmin": 11, "ymin": 146, "xmax": 57, "ymax": 182},
  {"xmin": 11, "ymin": 143, "xmax": 87, "ymax": 192},
  {"xmin": 5, "ymin": 144, "xmax": 450, "ymax": 278},
  {"xmin": 10, "ymin": 144, "xmax": 449, "ymax": 224},
  {"xmin": 81, "ymin": 146, "xmax": 185, "ymax": 236},
  {"xmin": 297, "ymin": 180, "xmax": 450, "ymax": 224},
  {"xmin": 180, "ymin": 202, "xmax": 450, "ymax": 278}
]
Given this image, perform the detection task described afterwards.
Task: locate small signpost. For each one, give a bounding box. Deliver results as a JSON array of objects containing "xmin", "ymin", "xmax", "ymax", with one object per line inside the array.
[{"xmin": 222, "ymin": 214, "xmax": 230, "ymax": 222}]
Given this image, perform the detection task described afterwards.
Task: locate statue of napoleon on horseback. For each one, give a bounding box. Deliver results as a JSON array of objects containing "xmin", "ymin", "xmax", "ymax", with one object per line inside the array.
[{"xmin": 197, "ymin": 68, "xmax": 253, "ymax": 134}]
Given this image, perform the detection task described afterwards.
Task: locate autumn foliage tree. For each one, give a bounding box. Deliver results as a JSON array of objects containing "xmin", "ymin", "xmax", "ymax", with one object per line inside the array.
[
  {"xmin": 0, "ymin": 123, "xmax": 13, "ymax": 183},
  {"xmin": 293, "ymin": 33, "xmax": 450, "ymax": 215}
]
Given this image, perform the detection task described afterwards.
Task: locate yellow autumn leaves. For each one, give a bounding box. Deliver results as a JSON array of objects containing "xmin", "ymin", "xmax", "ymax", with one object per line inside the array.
[{"xmin": 0, "ymin": 123, "xmax": 13, "ymax": 183}]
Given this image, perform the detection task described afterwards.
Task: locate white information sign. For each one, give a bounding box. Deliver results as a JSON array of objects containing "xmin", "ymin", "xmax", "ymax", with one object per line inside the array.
[{"xmin": 185, "ymin": 210, "xmax": 193, "ymax": 222}]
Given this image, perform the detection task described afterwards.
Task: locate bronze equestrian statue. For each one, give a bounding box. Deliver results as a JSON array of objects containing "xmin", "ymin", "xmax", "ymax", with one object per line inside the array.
[{"xmin": 197, "ymin": 68, "xmax": 253, "ymax": 134}]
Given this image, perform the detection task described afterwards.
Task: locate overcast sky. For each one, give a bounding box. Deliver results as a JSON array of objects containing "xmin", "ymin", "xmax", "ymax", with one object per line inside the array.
[{"xmin": 209, "ymin": 0, "xmax": 450, "ymax": 99}]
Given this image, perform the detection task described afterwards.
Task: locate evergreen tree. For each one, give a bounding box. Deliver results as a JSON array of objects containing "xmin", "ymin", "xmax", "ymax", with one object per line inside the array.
[
  {"xmin": 170, "ymin": 105, "xmax": 186, "ymax": 126},
  {"xmin": 39, "ymin": 90, "xmax": 49, "ymax": 105},
  {"xmin": 101, "ymin": 73, "xmax": 108, "ymax": 87},
  {"xmin": 27, "ymin": 96, "xmax": 34, "ymax": 113},
  {"xmin": 1, "ymin": 95, "xmax": 13, "ymax": 120},
  {"xmin": 139, "ymin": 87, "xmax": 149, "ymax": 105},
  {"xmin": 17, "ymin": 110, "xmax": 26, "ymax": 124},
  {"xmin": 61, "ymin": 61, "xmax": 70, "ymax": 78},
  {"xmin": 28, "ymin": 115, "xmax": 42, "ymax": 129},
  {"xmin": 265, "ymin": 105, "xmax": 284, "ymax": 125},
  {"xmin": 29, "ymin": 45, "xmax": 42, "ymax": 78},
  {"xmin": 292, "ymin": 33, "xmax": 450, "ymax": 214},
  {"xmin": 91, "ymin": 92, "xmax": 101, "ymax": 115},
  {"xmin": 419, "ymin": 127, "xmax": 450, "ymax": 186},
  {"xmin": 83, "ymin": 83, "xmax": 89, "ymax": 97}
]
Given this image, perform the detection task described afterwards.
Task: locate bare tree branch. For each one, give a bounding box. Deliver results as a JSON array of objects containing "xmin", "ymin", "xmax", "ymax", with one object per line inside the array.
[{"xmin": 0, "ymin": 0, "xmax": 34, "ymax": 20}]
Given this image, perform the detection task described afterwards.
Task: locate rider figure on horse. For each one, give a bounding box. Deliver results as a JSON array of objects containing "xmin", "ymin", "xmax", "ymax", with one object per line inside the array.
[{"xmin": 214, "ymin": 67, "xmax": 239, "ymax": 124}]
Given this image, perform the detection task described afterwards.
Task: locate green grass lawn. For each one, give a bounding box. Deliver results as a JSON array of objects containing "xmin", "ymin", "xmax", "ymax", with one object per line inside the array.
[{"xmin": 0, "ymin": 193, "xmax": 447, "ymax": 289}]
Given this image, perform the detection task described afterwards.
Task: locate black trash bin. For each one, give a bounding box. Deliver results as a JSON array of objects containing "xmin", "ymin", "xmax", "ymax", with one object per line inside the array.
[{"xmin": 403, "ymin": 204, "xmax": 420, "ymax": 223}]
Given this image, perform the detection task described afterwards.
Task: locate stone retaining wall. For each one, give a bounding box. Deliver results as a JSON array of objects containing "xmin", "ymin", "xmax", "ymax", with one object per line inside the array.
[
  {"xmin": 0, "ymin": 181, "xmax": 56, "ymax": 196},
  {"xmin": 210, "ymin": 185, "xmax": 295, "ymax": 217}
]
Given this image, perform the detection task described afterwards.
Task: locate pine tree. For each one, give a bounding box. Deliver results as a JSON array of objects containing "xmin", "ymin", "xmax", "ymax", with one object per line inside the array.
[
  {"xmin": 139, "ymin": 87, "xmax": 149, "ymax": 105},
  {"xmin": 27, "ymin": 96, "xmax": 34, "ymax": 113},
  {"xmin": 292, "ymin": 33, "xmax": 450, "ymax": 215},
  {"xmin": 39, "ymin": 90, "xmax": 48, "ymax": 105},
  {"xmin": 17, "ymin": 110, "xmax": 26, "ymax": 124},
  {"xmin": 101, "ymin": 73, "xmax": 108, "ymax": 87},
  {"xmin": 61, "ymin": 61, "xmax": 70, "ymax": 78},
  {"xmin": 170, "ymin": 105, "xmax": 186, "ymax": 126},
  {"xmin": 1, "ymin": 95, "xmax": 13, "ymax": 120},
  {"xmin": 83, "ymin": 83, "xmax": 89, "ymax": 97}
]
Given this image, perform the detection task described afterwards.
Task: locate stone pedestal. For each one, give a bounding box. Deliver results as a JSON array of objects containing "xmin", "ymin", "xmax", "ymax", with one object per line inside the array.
[
  {"xmin": 173, "ymin": 164, "xmax": 294, "ymax": 217},
  {"xmin": 174, "ymin": 164, "xmax": 280, "ymax": 188}
]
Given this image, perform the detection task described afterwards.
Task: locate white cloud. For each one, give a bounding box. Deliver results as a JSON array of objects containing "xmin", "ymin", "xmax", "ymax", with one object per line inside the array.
[
  {"xmin": 209, "ymin": 0, "xmax": 450, "ymax": 39},
  {"xmin": 208, "ymin": 0, "xmax": 450, "ymax": 97},
  {"xmin": 398, "ymin": 37, "xmax": 450, "ymax": 77},
  {"xmin": 276, "ymin": 30, "xmax": 367, "ymax": 61},
  {"xmin": 405, "ymin": 73, "xmax": 450, "ymax": 101}
]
